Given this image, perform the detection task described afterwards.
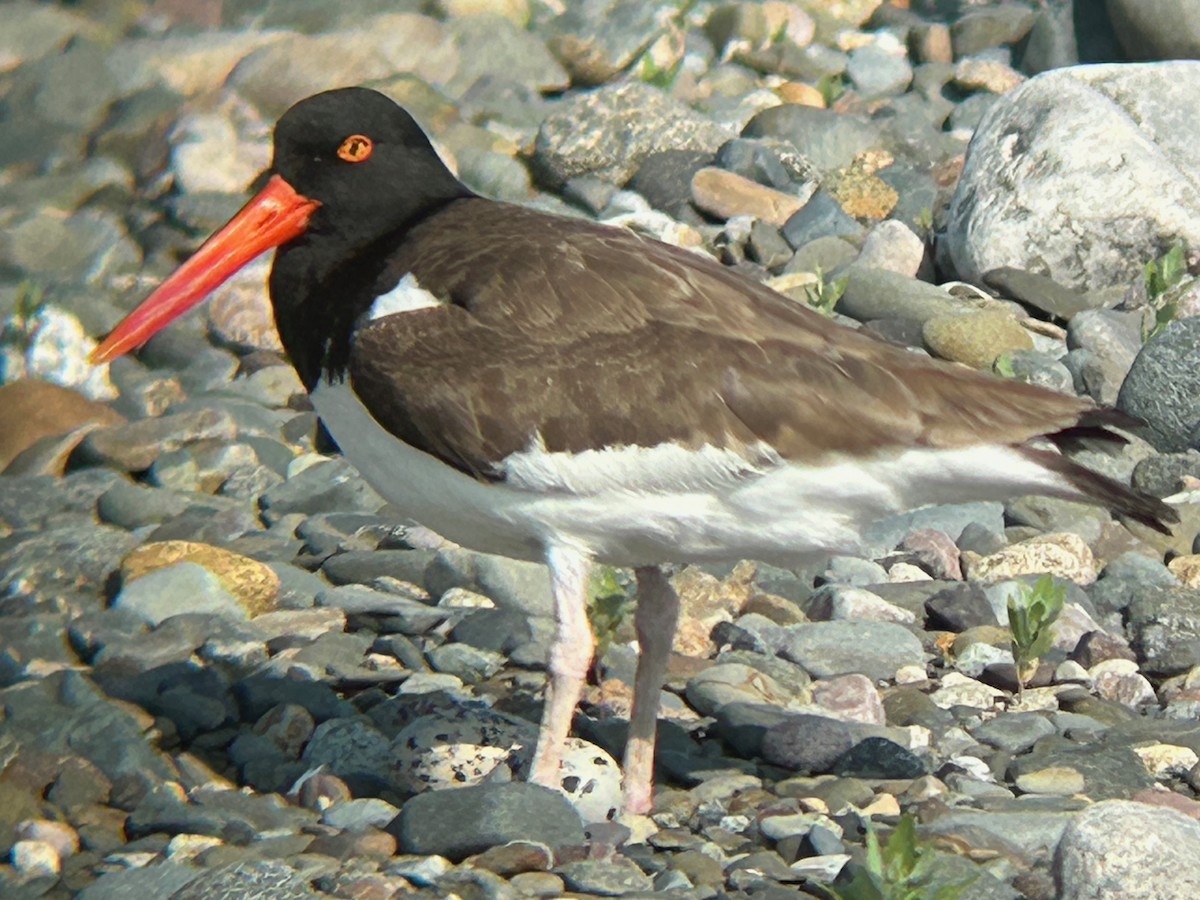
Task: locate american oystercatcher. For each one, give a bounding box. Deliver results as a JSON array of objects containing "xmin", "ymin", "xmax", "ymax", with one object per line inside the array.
[{"xmin": 92, "ymin": 87, "xmax": 1176, "ymax": 815}]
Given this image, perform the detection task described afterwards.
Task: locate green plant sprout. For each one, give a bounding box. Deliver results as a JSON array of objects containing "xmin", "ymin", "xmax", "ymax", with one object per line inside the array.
[
  {"xmin": 803, "ymin": 265, "xmax": 848, "ymax": 317},
  {"xmin": 5, "ymin": 281, "xmax": 50, "ymax": 356},
  {"xmin": 1007, "ymin": 574, "xmax": 1066, "ymax": 702},
  {"xmin": 588, "ymin": 565, "xmax": 632, "ymax": 670},
  {"xmin": 1143, "ymin": 242, "xmax": 1187, "ymax": 340},
  {"xmin": 828, "ymin": 814, "xmax": 974, "ymax": 900},
  {"xmin": 817, "ymin": 73, "xmax": 846, "ymax": 107}
]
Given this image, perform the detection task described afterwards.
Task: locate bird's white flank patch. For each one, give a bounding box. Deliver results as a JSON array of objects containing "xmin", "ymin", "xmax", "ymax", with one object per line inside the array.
[{"xmin": 368, "ymin": 273, "xmax": 442, "ymax": 320}]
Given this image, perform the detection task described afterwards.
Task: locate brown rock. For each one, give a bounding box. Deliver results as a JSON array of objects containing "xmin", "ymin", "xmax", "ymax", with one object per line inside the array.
[
  {"xmin": 306, "ymin": 828, "xmax": 396, "ymax": 860},
  {"xmin": 1169, "ymin": 554, "xmax": 1200, "ymax": 588},
  {"xmin": 120, "ymin": 541, "xmax": 280, "ymax": 616},
  {"xmin": 954, "ymin": 58, "xmax": 1025, "ymax": 94},
  {"xmin": 912, "ymin": 23, "xmax": 953, "ymax": 64},
  {"xmin": 898, "ymin": 529, "xmax": 962, "ymax": 580},
  {"xmin": 964, "ymin": 532, "xmax": 1096, "ymax": 585},
  {"xmin": 1131, "ymin": 789, "xmax": 1200, "ymax": 821},
  {"xmin": 690, "ymin": 167, "xmax": 804, "ymax": 225},
  {"xmin": 776, "ymin": 82, "xmax": 825, "ymax": 107},
  {"xmin": 672, "ymin": 562, "xmax": 755, "ymax": 657},
  {"xmin": 470, "ymin": 839, "xmax": 554, "ymax": 874},
  {"xmin": 1071, "ymin": 630, "xmax": 1137, "ymax": 668},
  {"xmin": 0, "ymin": 380, "xmax": 123, "ymax": 473}
]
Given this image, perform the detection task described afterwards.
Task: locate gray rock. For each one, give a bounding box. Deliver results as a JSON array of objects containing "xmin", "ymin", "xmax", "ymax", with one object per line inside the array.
[
  {"xmin": 427, "ymin": 643, "xmax": 505, "ymax": 684},
  {"xmin": 78, "ymin": 409, "xmax": 238, "ymax": 471},
  {"xmin": 629, "ymin": 149, "xmax": 715, "ymax": 223},
  {"xmin": 97, "ymin": 480, "xmax": 192, "ymax": 530},
  {"xmin": 863, "ymin": 501, "xmax": 1006, "ymax": 557},
  {"xmin": 1117, "ymin": 318, "xmax": 1200, "ymax": 452},
  {"xmin": 450, "ymin": 607, "xmax": 533, "ymax": 655},
  {"xmin": 543, "ymin": 0, "xmax": 666, "ymax": 86},
  {"xmin": 113, "ymin": 563, "xmax": 246, "ymax": 626},
  {"xmin": 780, "ymin": 191, "xmax": 864, "ymax": 247},
  {"xmin": 1054, "ymin": 800, "xmax": 1200, "ymax": 899},
  {"xmin": 945, "ymin": 63, "xmax": 1200, "ymax": 294},
  {"xmin": 836, "ymin": 266, "xmax": 959, "ymax": 324},
  {"xmin": 743, "ymin": 105, "xmax": 884, "ymax": 174},
  {"xmin": 301, "ymin": 717, "xmax": 393, "ymax": 790},
  {"xmin": 393, "ymin": 783, "xmax": 583, "ymax": 860},
  {"xmin": 1107, "ymin": 0, "xmax": 1200, "ymax": 61},
  {"xmin": 425, "ymin": 548, "xmax": 553, "ymax": 617},
  {"xmin": 928, "ymin": 808, "xmax": 1077, "ymax": 860},
  {"xmin": 832, "ymin": 736, "xmax": 926, "ymax": 779},
  {"xmin": 1132, "ymin": 451, "xmax": 1200, "ymax": 497},
  {"xmin": 445, "ymin": 13, "xmax": 567, "ymax": 97},
  {"xmin": 533, "ymin": 82, "xmax": 732, "ymax": 189},
  {"xmin": 321, "ymin": 549, "xmax": 434, "ymax": 587},
  {"xmin": 761, "ymin": 713, "xmax": 886, "ymax": 773},
  {"xmin": 260, "ymin": 459, "xmax": 385, "ymax": 518},
  {"xmin": 986, "ymin": 267, "xmax": 1097, "ymax": 320},
  {"xmin": 557, "ymin": 857, "xmax": 654, "ymax": 895},
  {"xmin": 1127, "ymin": 585, "xmax": 1200, "ymax": 676},
  {"xmin": 0, "ymin": 524, "xmax": 137, "ymax": 601},
  {"xmin": 235, "ymin": 671, "xmax": 350, "ymax": 723},
  {"xmin": 76, "ymin": 863, "xmax": 202, "ymax": 900},
  {"xmin": 0, "ymin": 474, "xmax": 83, "ymax": 529},
  {"xmin": 716, "ymin": 137, "xmax": 820, "ymax": 194},
  {"xmin": 0, "ymin": 3, "xmax": 88, "ymax": 71},
  {"xmin": 951, "ymin": 5, "xmax": 1037, "ymax": 57},
  {"xmin": 781, "ymin": 620, "xmax": 925, "ymax": 680},
  {"xmin": 321, "ymin": 797, "xmax": 400, "ymax": 832},
  {"xmin": 316, "ymin": 585, "xmax": 447, "ymax": 634},
  {"xmin": 1010, "ymin": 735, "xmax": 1153, "ymax": 800},
  {"xmin": 227, "ymin": 15, "xmax": 458, "ymax": 119},
  {"xmin": 972, "ymin": 711, "xmax": 1057, "ymax": 754},
  {"xmin": 998, "ymin": 348, "xmax": 1075, "ymax": 393},
  {"xmin": 1022, "ymin": 0, "xmax": 1079, "ymax": 75},
  {"xmin": 714, "ymin": 702, "xmax": 802, "ymax": 759},
  {"xmin": 847, "ymin": 41, "xmax": 913, "ymax": 98},
  {"xmin": 925, "ymin": 582, "xmax": 999, "ymax": 631},
  {"xmin": 169, "ymin": 860, "xmax": 320, "ymax": 900}
]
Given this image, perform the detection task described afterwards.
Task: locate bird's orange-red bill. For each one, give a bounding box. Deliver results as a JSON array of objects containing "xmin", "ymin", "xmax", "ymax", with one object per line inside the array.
[{"xmin": 90, "ymin": 174, "xmax": 321, "ymax": 364}]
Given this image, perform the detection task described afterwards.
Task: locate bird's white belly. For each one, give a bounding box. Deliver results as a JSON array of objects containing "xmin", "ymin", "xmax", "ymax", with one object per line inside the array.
[{"xmin": 310, "ymin": 378, "xmax": 1071, "ymax": 567}]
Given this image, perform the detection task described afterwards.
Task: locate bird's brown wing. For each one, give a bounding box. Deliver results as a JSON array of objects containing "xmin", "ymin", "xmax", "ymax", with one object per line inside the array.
[{"xmin": 349, "ymin": 198, "xmax": 1103, "ymax": 483}]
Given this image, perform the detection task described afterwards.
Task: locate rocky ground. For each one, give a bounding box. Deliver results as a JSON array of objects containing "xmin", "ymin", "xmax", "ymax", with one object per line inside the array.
[{"xmin": 5, "ymin": 0, "xmax": 1200, "ymax": 898}]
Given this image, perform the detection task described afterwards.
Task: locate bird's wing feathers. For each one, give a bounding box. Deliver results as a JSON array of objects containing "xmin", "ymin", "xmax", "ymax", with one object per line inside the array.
[{"xmin": 348, "ymin": 199, "xmax": 1094, "ymax": 482}]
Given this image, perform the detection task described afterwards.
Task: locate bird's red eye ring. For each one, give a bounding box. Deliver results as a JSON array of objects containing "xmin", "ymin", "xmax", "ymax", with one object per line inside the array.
[{"xmin": 337, "ymin": 134, "xmax": 374, "ymax": 163}]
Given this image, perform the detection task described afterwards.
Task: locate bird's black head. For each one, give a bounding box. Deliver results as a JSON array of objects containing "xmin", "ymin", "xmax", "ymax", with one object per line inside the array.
[
  {"xmin": 89, "ymin": 87, "xmax": 473, "ymax": 371},
  {"xmin": 271, "ymin": 87, "xmax": 472, "ymax": 244}
]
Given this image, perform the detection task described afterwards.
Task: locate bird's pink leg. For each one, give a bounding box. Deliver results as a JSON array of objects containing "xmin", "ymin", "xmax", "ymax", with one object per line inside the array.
[
  {"xmin": 529, "ymin": 544, "xmax": 594, "ymax": 789},
  {"xmin": 623, "ymin": 565, "xmax": 681, "ymax": 815}
]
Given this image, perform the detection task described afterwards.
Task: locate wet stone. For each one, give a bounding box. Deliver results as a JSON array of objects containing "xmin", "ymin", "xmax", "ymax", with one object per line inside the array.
[{"xmin": 392, "ymin": 783, "xmax": 584, "ymax": 861}]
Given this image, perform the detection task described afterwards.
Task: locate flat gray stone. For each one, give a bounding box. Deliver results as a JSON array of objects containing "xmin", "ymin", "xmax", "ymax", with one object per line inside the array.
[
  {"xmin": 780, "ymin": 620, "xmax": 925, "ymax": 680},
  {"xmin": 393, "ymin": 782, "xmax": 583, "ymax": 861}
]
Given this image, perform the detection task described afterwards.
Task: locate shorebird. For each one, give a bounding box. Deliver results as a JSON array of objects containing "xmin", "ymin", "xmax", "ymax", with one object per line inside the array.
[{"xmin": 92, "ymin": 87, "xmax": 1175, "ymax": 814}]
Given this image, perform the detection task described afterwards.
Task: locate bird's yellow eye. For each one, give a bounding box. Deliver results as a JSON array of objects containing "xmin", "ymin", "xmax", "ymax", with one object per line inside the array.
[{"xmin": 337, "ymin": 134, "xmax": 374, "ymax": 163}]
